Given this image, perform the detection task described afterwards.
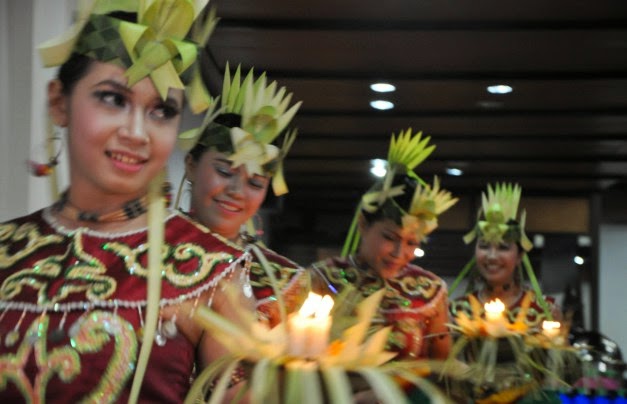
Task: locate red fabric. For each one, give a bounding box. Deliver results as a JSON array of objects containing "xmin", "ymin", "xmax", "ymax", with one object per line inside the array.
[
  {"xmin": 0, "ymin": 209, "xmax": 249, "ymax": 403},
  {"xmin": 311, "ymin": 256, "xmax": 448, "ymax": 359}
]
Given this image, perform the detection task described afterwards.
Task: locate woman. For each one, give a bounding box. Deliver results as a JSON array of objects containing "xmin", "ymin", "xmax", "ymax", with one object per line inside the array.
[
  {"xmin": 449, "ymin": 183, "xmax": 561, "ymax": 329},
  {"xmin": 0, "ymin": 2, "xmax": 254, "ymax": 402},
  {"xmin": 310, "ymin": 128, "xmax": 458, "ymax": 361},
  {"xmin": 179, "ymin": 64, "xmax": 307, "ymax": 325},
  {"xmin": 448, "ymin": 183, "xmax": 562, "ymax": 404}
]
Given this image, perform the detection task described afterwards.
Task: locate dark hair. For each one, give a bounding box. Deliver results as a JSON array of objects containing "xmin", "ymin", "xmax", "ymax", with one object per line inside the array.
[
  {"xmin": 57, "ymin": 53, "xmax": 95, "ymax": 95},
  {"xmin": 187, "ymin": 114, "xmax": 242, "ymax": 162},
  {"xmin": 361, "ymin": 173, "xmax": 417, "ymax": 226}
]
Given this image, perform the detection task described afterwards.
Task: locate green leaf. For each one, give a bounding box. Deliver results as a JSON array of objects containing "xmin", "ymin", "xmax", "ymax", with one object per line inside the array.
[
  {"xmin": 321, "ymin": 367, "xmax": 353, "ymax": 404},
  {"xmin": 357, "ymin": 368, "xmax": 409, "ymax": 404}
]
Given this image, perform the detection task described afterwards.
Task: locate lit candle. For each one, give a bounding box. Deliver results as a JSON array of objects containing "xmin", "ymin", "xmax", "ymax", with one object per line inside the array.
[
  {"xmin": 542, "ymin": 320, "xmax": 561, "ymax": 340},
  {"xmin": 288, "ymin": 292, "xmax": 334, "ymax": 357},
  {"xmin": 484, "ymin": 299, "xmax": 505, "ymax": 322},
  {"xmin": 484, "ymin": 298, "xmax": 507, "ymax": 336}
]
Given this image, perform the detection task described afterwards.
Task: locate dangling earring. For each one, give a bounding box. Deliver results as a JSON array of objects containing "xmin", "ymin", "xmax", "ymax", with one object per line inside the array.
[
  {"xmin": 162, "ymin": 182, "xmax": 173, "ymax": 208},
  {"xmin": 27, "ymin": 135, "xmax": 62, "ymax": 177},
  {"xmin": 252, "ymin": 213, "xmax": 264, "ymax": 239},
  {"xmin": 173, "ymin": 175, "xmax": 194, "ymax": 213}
]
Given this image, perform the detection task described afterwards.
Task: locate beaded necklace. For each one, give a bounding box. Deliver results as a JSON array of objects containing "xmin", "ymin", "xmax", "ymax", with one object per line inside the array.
[{"xmin": 53, "ymin": 191, "xmax": 148, "ymax": 223}]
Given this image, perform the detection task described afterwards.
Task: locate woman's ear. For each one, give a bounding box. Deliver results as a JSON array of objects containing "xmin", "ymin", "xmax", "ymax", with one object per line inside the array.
[{"xmin": 48, "ymin": 80, "xmax": 69, "ymax": 127}]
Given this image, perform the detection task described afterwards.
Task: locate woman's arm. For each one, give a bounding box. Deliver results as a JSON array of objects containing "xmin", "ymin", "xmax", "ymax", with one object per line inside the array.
[{"xmin": 428, "ymin": 298, "xmax": 453, "ymax": 360}]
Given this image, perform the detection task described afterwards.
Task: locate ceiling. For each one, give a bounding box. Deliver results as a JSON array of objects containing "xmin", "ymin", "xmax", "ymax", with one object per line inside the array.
[{"xmin": 204, "ymin": 0, "xmax": 627, "ymax": 272}]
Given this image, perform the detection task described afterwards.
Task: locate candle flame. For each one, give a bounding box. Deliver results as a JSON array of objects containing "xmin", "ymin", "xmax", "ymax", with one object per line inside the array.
[
  {"xmin": 315, "ymin": 295, "xmax": 334, "ymax": 318},
  {"xmin": 299, "ymin": 292, "xmax": 334, "ymax": 318},
  {"xmin": 484, "ymin": 298, "xmax": 505, "ymax": 314},
  {"xmin": 542, "ymin": 320, "xmax": 561, "ymax": 332}
]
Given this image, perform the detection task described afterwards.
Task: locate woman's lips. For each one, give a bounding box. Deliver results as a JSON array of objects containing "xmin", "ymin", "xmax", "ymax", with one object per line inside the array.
[{"xmin": 106, "ymin": 151, "xmax": 147, "ymax": 173}]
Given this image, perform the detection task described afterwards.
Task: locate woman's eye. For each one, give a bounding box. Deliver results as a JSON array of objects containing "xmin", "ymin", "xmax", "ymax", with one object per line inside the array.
[
  {"xmin": 248, "ymin": 175, "xmax": 268, "ymax": 189},
  {"xmin": 215, "ymin": 165, "xmax": 233, "ymax": 177},
  {"xmin": 95, "ymin": 91, "xmax": 126, "ymax": 108},
  {"xmin": 248, "ymin": 179, "xmax": 265, "ymax": 189},
  {"xmin": 151, "ymin": 104, "xmax": 180, "ymax": 120}
]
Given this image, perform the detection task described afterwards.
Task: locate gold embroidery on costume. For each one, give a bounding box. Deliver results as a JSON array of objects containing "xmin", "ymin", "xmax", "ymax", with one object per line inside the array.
[
  {"xmin": 0, "ymin": 312, "xmax": 136, "ymax": 403},
  {"xmin": 0, "ymin": 222, "xmax": 64, "ymax": 268},
  {"xmin": 391, "ymin": 275, "xmax": 440, "ymax": 300},
  {"xmin": 104, "ymin": 242, "xmax": 235, "ymax": 287},
  {"xmin": 0, "ymin": 317, "xmax": 81, "ymax": 401},
  {"xmin": 1, "ymin": 231, "xmax": 116, "ymax": 304},
  {"xmin": 70, "ymin": 311, "xmax": 137, "ymax": 402}
]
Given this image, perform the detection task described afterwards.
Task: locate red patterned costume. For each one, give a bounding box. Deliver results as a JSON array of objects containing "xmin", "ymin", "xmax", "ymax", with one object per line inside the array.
[
  {"xmin": 0, "ymin": 209, "xmax": 303, "ymax": 403},
  {"xmin": 311, "ymin": 256, "xmax": 449, "ymax": 359}
]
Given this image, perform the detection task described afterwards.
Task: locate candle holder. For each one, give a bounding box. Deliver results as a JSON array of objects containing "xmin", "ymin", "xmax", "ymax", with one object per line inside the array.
[
  {"xmin": 447, "ymin": 292, "xmax": 579, "ymax": 404},
  {"xmin": 186, "ymin": 282, "xmax": 460, "ymax": 403}
]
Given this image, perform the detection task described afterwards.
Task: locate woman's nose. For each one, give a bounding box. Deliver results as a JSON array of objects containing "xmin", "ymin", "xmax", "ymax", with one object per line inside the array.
[
  {"xmin": 119, "ymin": 108, "xmax": 148, "ymax": 143},
  {"xmin": 227, "ymin": 173, "xmax": 245, "ymax": 196}
]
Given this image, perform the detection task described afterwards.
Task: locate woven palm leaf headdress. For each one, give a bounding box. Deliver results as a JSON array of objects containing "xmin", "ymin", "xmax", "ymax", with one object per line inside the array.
[
  {"xmin": 178, "ymin": 63, "xmax": 302, "ymax": 197},
  {"xmin": 39, "ymin": 0, "xmax": 218, "ymax": 114},
  {"xmin": 342, "ymin": 128, "xmax": 458, "ymax": 256}
]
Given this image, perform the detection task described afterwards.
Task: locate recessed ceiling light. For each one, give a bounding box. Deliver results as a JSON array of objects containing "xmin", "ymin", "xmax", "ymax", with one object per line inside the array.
[
  {"xmin": 486, "ymin": 84, "xmax": 513, "ymax": 94},
  {"xmin": 414, "ymin": 247, "xmax": 425, "ymax": 258},
  {"xmin": 370, "ymin": 100, "xmax": 394, "ymax": 110},
  {"xmin": 446, "ymin": 167, "xmax": 463, "ymax": 176},
  {"xmin": 370, "ymin": 83, "xmax": 396, "ymax": 93},
  {"xmin": 574, "ymin": 256, "xmax": 585, "ymax": 265},
  {"xmin": 370, "ymin": 159, "xmax": 387, "ymax": 178}
]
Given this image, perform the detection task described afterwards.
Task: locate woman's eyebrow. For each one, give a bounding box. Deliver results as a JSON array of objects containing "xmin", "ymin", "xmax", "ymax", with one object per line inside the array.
[{"xmin": 91, "ymin": 79, "xmax": 131, "ymax": 93}]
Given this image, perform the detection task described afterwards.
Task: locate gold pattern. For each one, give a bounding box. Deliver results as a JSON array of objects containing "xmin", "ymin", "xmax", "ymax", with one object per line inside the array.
[
  {"xmin": 0, "ymin": 223, "xmax": 64, "ymax": 268},
  {"xmin": 70, "ymin": 311, "xmax": 137, "ymax": 402},
  {"xmin": 104, "ymin": 241, "xmax": 235, "ymax": 287},
  {"xmin": 0, "ymin": 316, "xmax": 81, "ymax": 401},
  {"xmin": 1, "ymin": 231, "xmax": 116, "ymax": 305}
]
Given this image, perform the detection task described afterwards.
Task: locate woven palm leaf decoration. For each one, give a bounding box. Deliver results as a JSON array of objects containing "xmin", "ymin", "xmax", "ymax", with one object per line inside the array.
[{"xmin": 342, "ymin": 128, "xmax": 457, "ymax": 257}]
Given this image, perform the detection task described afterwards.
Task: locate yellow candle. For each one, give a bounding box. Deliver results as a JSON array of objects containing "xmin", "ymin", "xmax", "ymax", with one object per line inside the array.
[
  {"xmin": 483, "ymin": 298, "xmax": 507, "ymax": 337},
  {"xmin": 542, "ymin": 320, "xmax": 561, "ymax": 339},
  {"xmin": 484, "ymin": 298, "xmax": 505, "ymax": 322},
  {"xmin": 288, "ymin": 292, "xmax": 334, "ymax": 357}
]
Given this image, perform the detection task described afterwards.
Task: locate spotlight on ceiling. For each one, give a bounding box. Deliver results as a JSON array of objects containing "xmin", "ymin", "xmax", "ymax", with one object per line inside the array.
[
  {"xmin": 487, "ymin": 84, "xmax": 513, "ymax": 94},
  {"xmin": 370, "ymin": 82, "xmax": 396, "ymax": 93},
  {"xmin": 574, "ymin": 256, "xmax": 585, "ymax": 265},
  {"xmin": 370, "ymin": 100, "xmax": 394, "ymax": 110},
  {"xmin": 446, "ymin": 167, "xmax": 463, "ymax": 176},
  {"xmin": 414, "ymin": 247, "xmax": 425, "ymax": 258},
  {"xmin": 370, "ymin": 159, "xmax": 387, "ymax": 178}
]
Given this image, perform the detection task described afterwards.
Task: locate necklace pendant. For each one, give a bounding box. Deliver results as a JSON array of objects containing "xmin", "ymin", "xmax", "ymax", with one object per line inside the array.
[
  {"xmin": 155, "ymin": 332, "xmax": 166, "ymax": 346},
  {"xmin": 163, "ymin": 319, "xmax": 178, "ymax": 339},
  {"xmin": 5, "ymin": 330, "xmax": 20, "ymax": 347},
  {"xmin": 243, "ymin": 281, "xmax": 253, "ymax": 298}
]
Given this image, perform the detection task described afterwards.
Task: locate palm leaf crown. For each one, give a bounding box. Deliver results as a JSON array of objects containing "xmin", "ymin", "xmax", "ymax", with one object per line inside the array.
[
  {"xmin": 38, "ymin": 0, "xmax": 218, "ymax": 114},
  {"xmin": 463, "ymin": 182, "xmax": 533, "ymax": 251},
  {"xmin": 178, "ymin": 63, "xmax": 302, "ymax": 196},
  {"xmin": 342, "ymin": 128, "xmax": 457, "ymax": 256}
]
